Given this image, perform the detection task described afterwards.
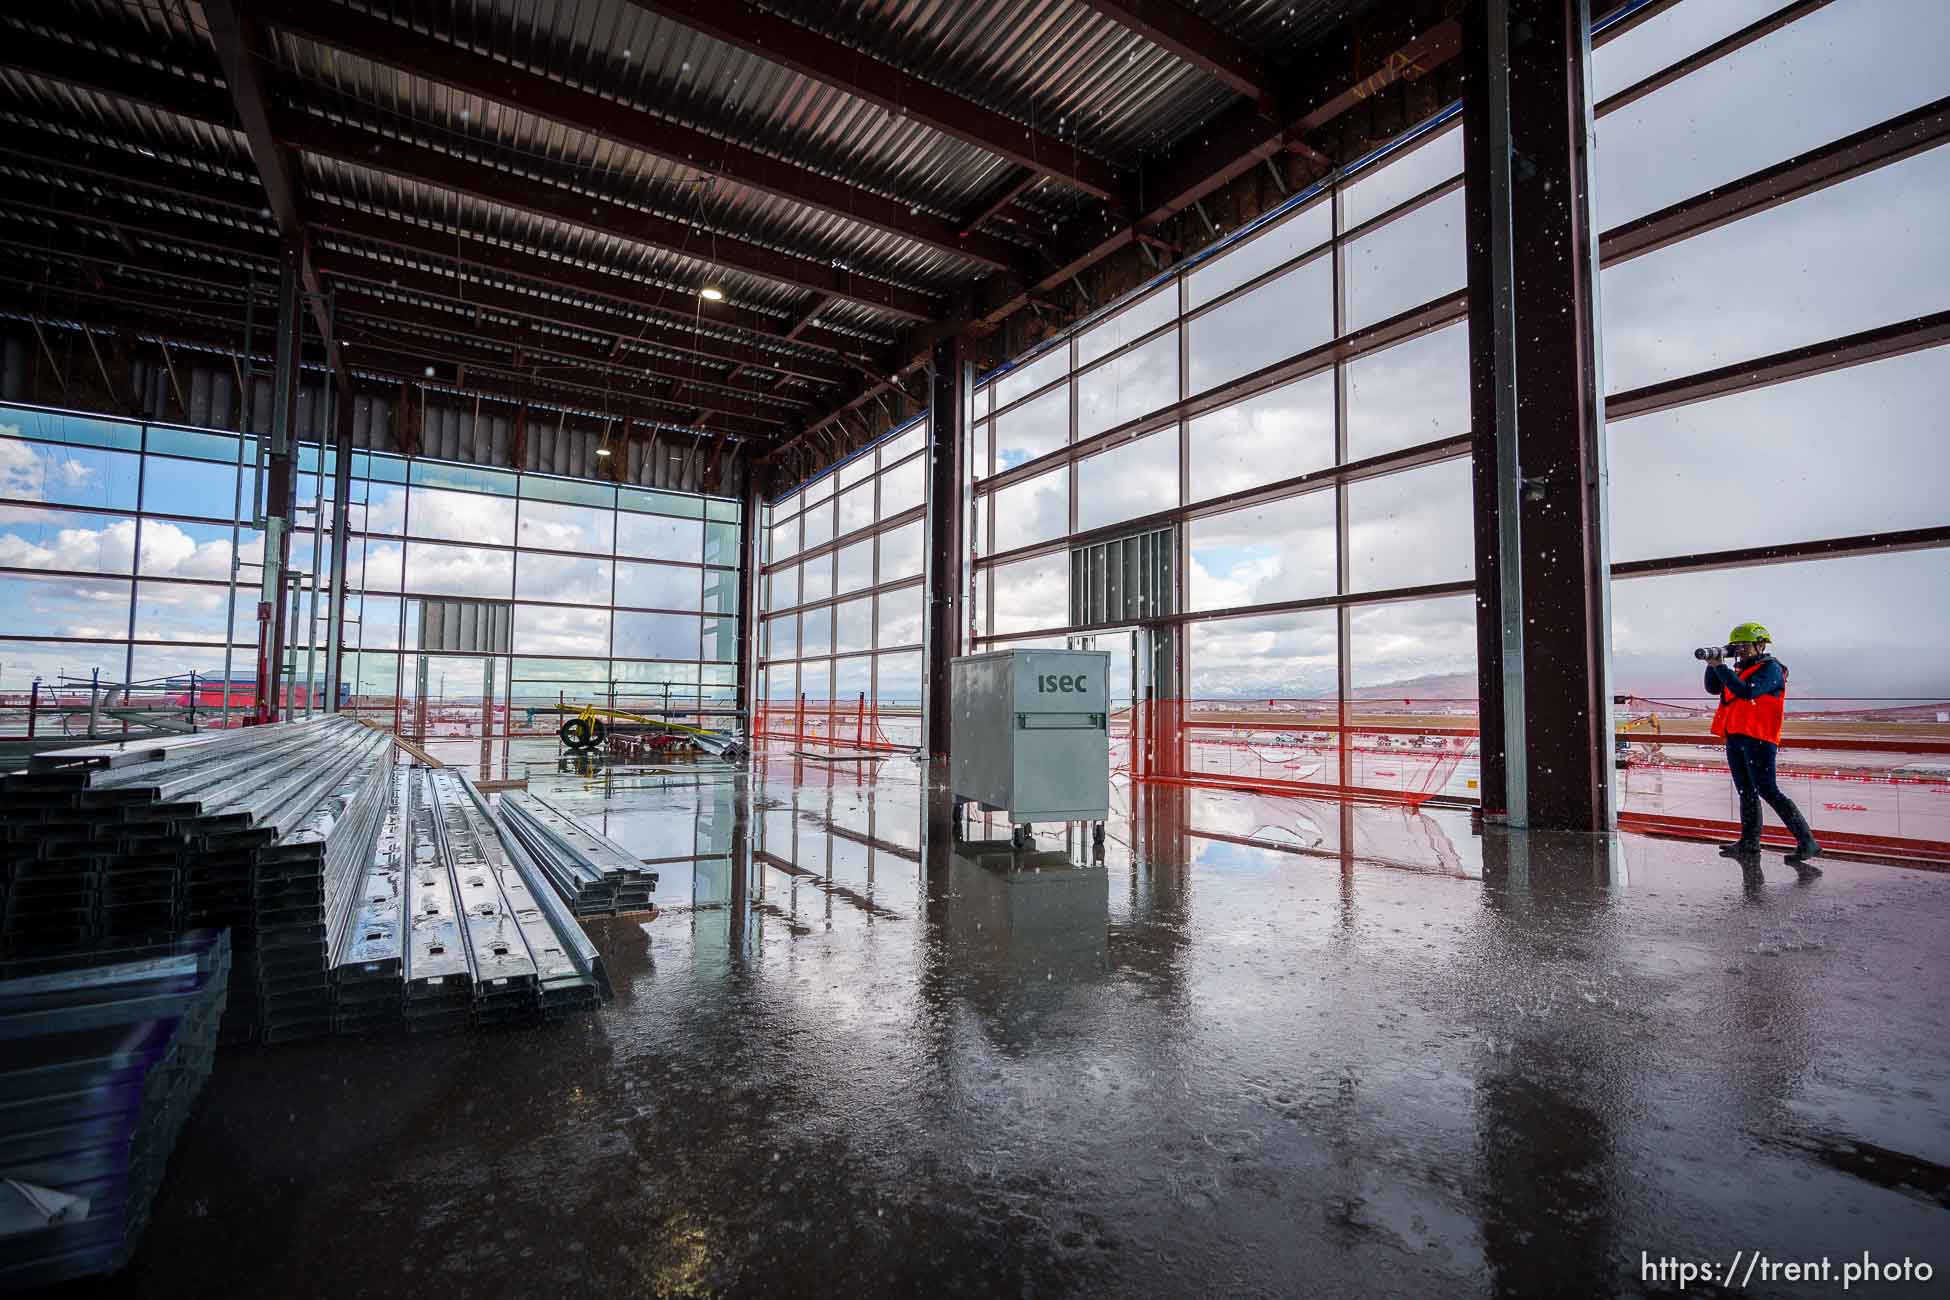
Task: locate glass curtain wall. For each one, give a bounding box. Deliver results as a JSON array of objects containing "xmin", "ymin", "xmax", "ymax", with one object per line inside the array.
[
  {"xmin": 0, "ymin": 401, "xmax": 741, "ymax": 739},
  {"xmin": 968, "ymin": 109, "xmax": 1478, "ymax": 804},
  {"xmin": 1591, "ymin": 0, "xmax": 1950, "ymax": 852},
  {"xmin": 756, "ymin": 422, "xmax": 927, "ymax": 749}
]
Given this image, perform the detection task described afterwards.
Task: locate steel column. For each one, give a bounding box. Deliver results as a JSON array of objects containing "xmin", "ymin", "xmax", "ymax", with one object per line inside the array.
[
  {"xmin": 1463, "ymin": 0, "xmax": 1613, "ymax": 831},
  {"xmin": 255, "ymin": 244, "xmax": 302, "ymax": 724},
  {"xmin": 324, "ymin": 350, "xmax": 354, "ymax": 714},
  {"xmin": 736, "ymin": 475, "xmax": 761, "ymax": 741},
  {"xmin": 924, "ymin": 336, "xmax": 965, "ymax": 759}
]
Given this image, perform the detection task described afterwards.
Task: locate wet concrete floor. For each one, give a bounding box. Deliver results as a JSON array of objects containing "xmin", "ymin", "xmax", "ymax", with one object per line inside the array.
[{"xmin": 54, "ymin": 744, "xmax": 1950, "ymax": 1298}]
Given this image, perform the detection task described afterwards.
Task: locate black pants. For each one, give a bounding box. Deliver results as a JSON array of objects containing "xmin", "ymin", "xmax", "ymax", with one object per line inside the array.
[{"xmin": 1725, "ymin": 733, "xmax": 1816, "ymax": 849}]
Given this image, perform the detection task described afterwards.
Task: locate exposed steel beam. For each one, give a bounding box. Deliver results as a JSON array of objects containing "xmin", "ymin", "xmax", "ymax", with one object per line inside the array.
[
  {"xmin": 959, "ymin": 169, "xmax": 1044, "ymax": 238},
  {"xmin": 0, "ymin": 121, "xmax": 267, "ymax": 218},
  {"xmin": 278, "ymin": 111, "xmax": 942, "ymax": 322},
  {"xmin": 1073, "ymin": 0, "xmax": 1268, "ymax": 103},
  {"xmin": 332, "ymin": 291, "xmax": 812, "ymax": 410},
  {"xmin": 201, "ymin": 0, "xmax": 353, "ymax": 400},
  {"xmin": 310, "ymin": 204, "xmax": 887, "ymax": 363},
  {"xmin": 246, "ymin": 0, "xmax": 1024, "ymax": 276},
  {"xmin": 623, "ymin": 0, "xmax": 1125, "ymax": 202}
]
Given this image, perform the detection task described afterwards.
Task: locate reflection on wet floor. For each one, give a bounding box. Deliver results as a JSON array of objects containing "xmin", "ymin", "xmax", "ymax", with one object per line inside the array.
[{"xmin": 87, "ymin": 739, "xmax": 1950, "ymax": 1299}]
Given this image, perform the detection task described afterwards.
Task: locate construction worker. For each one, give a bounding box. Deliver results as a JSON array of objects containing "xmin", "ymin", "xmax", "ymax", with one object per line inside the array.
[{"xmin": 1703, "ymin": 622, "xmax": 1821, "ymax": 872}]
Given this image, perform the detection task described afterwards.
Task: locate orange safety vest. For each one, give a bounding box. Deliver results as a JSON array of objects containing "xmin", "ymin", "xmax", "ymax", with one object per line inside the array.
[{"xmin": 1710, "ymin": 660, "xmax": 1785, "ymax": 745}]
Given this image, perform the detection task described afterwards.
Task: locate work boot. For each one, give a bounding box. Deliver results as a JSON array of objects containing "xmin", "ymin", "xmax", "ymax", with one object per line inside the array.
[
  {"xmin": 1784, "ymin": 840, "xmax": 1822, "ymax": 870},
  {"xmin": 1718, "ymin": 841, "xmax": 1761, "ymax": 859}
]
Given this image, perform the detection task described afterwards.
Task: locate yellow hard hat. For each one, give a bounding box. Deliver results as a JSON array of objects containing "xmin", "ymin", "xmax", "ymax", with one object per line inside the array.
[{"xmin": 1727, "ymin": 622, "xmax": 1770, "ymax": 645}]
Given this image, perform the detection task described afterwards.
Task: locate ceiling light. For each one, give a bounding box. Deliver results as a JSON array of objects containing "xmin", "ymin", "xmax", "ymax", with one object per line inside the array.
[
  {"xmin": 699, "ymin": 285, "xmax": 724, "ymax": 301},
  {"xmin": 595, "ymin": 445, "xmax": 612, "ymax": 457}
]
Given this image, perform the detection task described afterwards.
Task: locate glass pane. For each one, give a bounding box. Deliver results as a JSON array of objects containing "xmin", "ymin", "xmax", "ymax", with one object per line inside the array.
[
  {"xmin": 876, "ymin": 650, "xmax": 923, "ymax": 705},
  {"xmin": 767, "ymin": 614, "xmax": 798, "ymax": 660},
  {"xmin": 1189, "ymin": 489, "xmax": 1335, "ymax": 612},
  {"xmin": 802, "ymin": 499, "xmax": 834, "ymax": 551},
  {"xmin": 132, "ymin": 579, "xmax": 238, "ymax": 643},
  {"xmin": 0, "ymin": 505, "xmax": 138, "ymax": 573},
  {"xmin": 1612, "ymin": 548, "xmax": 1950, "ymax": 700},
  {"xmin": 127, "ymin": 643, "xmax": 233, "ymax": 687},
  {"xmin": 876, "ymin": 582, "xmax": 923, "ymax": 649},
  {"xmin": 1601, "ymin": 145, "xmax": 1950, "ymax": 393},
  {"xmin": 801, "ymin": 551, "xmax": 832, "ymax": 604},
  {"xmin": 879, "ymin": 456, "xmax": 925, "ymax": 515},
  {"xmin": 1343, "ymin": 189, "xmax": 1466, "ymax": 331},
  {"xmin": 836, "ymin": 480, "xmax": 875, "ymax": 537},
  {"xmin": 995, "ymin": 344, "xmax": 1068, "ymax": 407},
  {"xmin": 764, "ymin": 664, "xmax": 796, "ymax": 701},
  {"xmin": 803, "ymin": 475, "xmax": 834, "ymax": 507},
  {"xmin": 358, "ymin": 483, "xmax": 409, "ymax": 535},
  {"xmin": 1593, "ymin": 0, "xmax": 1950, "ymax": 230},
  {"xmin": 878, "ymin": 519, "xmax": 924, "ymax": 582},
  {"xmin": 517, "ymin": 497, "xmax": 614, "ymax": 553},
  {"xmin": 1076, "ymin": 329, "xmax": 1179, "ymax": 441},
  {"xmin": 800, "ymin": 604, "xmax": 832, "ymax": 656},
  {"xmin": 411, "ymin": 461, "xmax": 516, "ymax": 496},
  {"xmin": 515, "ymin": 552, "xmax": 612, "ymax": 605},
  {"xmin": 408, "ymin": 485, "xmax": 516, "ymax": 545},
  {"xmin": 881, "ymin": 423, "xmax": 925, "ymax": 464},
  {"xmin": 1187, "ymin": 198, "xmax": 1332, "ymax": 309},
  {"xmin": 142, "ymin": 456, "xmax": 238, "ymax": 521},
  {"xmin": 838, "ymin": 453, "xmax": 874, "ymax": 489},
  {"xmin": 704, "ymin": 519, "xmax": 739, "ymax": 566},
  {"xmin": 835, "ymin": 538, "xmax": 874, "ymax": 595},
  {"xmin": 613, "ymin": 610, "xmax": 701, "ymax": 659},
  {"xmin": 1593, "ymin": 0, "xmax": 1795, "ymax": 101},
  {"xmin": 137, "ymin": 518, "xmax": 245, "ymax": 582},
  {"xmin": 520, "ymin": 473, "xmax": 614, "ymax": 508},
  {"xmin": 766, "ymin": 562, "xmax": 800, "ymax": 610},
  {"xmin": 706, "ymin": 497, "xmax": 739, "ymax": 522},
  {"xmin": 1077, "ymin": 286, "xmax": 1177, "ymax": 367},
  {"xmin": 702, "ymin": 567, "xmax": 738, "ymax": 616},
  {"xmin": 618, "ymin": 487, "xmax": 704, "ymax": 519},
  {"xmin": 0, "ymin": 438, "xmax": 140, "ymax": 510},
  {"xmin": 349, "ymin": 595, "xmax": 402, "ymax": 650},
  {"xmin": 991, "ymin": 552, "xmax": 1067, "ymax": 635},
  {"xmin": 0, "ymin": 637, "xmax": 124, "ymax": 687},
  {"xmin": 1346, "ymin": 458, "xmax": 1474, "ymax": 592},
  {"xmin": 618, "ymin": 510, "xmax": 703, "ymax": 563},
  {"xmin": 799, "ymin": 658, "xmax": 832, "ymax": 705},
  {"xmin": 1, "ymin": 410, "xmax": 140, "ymax": 452},
  {"xmin": 512, "ymin": 603, "xmax": 611, "ymax": 657},
  {"xmin": 615, "ymin": 560, "xmax": 700, "ymax": 610},
  {"xmin": 1348, "ymin": 594, "xmax": 1478, "ymax": 703},
  {"xmin": 991, "ymin": 465, "xmax": 1069, "ymax": 553},
  {"xmin": 347, "ymin": 539, "xmax": 404, "ymax": 592},
  {"xmin": 834, "ymin": 596, "xmax": 873, "ymax": 653},
  {"xmin": 1076, "ymin": 428, "xmax": 1178, "ymax": 533},
  {"xmin": 834, "ymin": 654, "xmax": 870, "ymax": 704},
  {"xmin": 769, "ymin": 517, "xmax": 798, "ymax": 563},
  {"xmin": 1188, "ymin": 370, "xmax": 1334, "ymax": 502},
  {"xmin": 144, "ymin": 426, "xmax": 240, "ymax": 463},
  {"xmin": 1190, "ymin": 608, "xmax": 1338, "ymax": 700},
  {"xmin": 403, "ymin": 541, "xmax": 513, "ymax": 598},
  {"xmin": 1344, "ymin": 323, "xmax": 1470, "ymax": 462},
  {"xmin": 992, "ymin": 383, "xmax": 1069, "ymax": 473},
  {"xmin": 1187, "ymin": 255, "xmax": 1333, "ymax": 394},
  {"xmin": 1, "ymin": 572, "xmax": 131, "ymax": 645},
  {"xmin": 1609, "ymin": 346, "xmax": 1950, "ymax": 564},
  {"xmin": 701, "ymin": 617, "xmax": 737, "ymax": 662},
  {"xmin": 1341, "ymin": 122, "xmax": 1463, "ymax": 230}
]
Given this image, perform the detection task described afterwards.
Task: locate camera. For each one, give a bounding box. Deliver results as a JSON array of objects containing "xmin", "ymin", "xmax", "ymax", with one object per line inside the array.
[{"xmin": 1694, "ymin": 645, "xmax": 1731, "ymax": 661}]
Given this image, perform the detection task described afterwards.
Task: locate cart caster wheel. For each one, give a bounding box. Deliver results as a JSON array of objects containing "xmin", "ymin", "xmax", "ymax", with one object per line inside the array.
[{"xmin": 1010, "ymin": 825, "xmax": 1028, "ymax": 850}]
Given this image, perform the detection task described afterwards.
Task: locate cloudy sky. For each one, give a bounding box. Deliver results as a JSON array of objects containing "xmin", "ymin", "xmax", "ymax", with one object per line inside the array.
[{"xmin": 2, "ymin": 0, "xmax": 1945, "ymax": 711}]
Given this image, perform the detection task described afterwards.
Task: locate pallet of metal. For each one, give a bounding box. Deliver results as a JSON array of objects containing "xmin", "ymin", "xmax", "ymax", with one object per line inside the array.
[
  {"xmin": 0, "ymin": 929, "xmax": 229, "ymax": 1290},
  {"xmin": 0, "ymin": 717, "xmax": 395, "ymax": 1043},
  {"xmin": 495, "ymin": 792, "xmax": 659, "ymax": 917}
]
